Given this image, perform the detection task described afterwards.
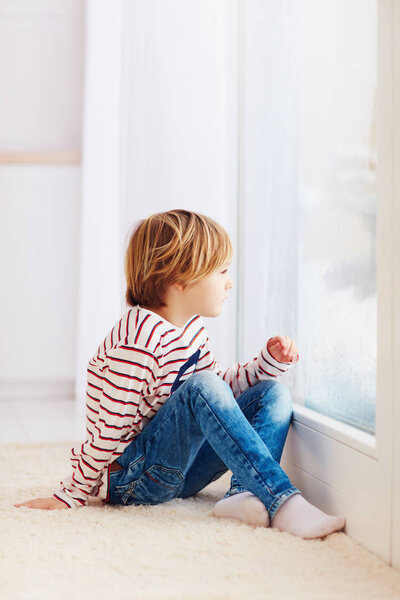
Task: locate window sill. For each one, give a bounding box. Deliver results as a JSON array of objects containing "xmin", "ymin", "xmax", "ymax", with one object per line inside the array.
[{"xmin": 292, "ymin": 403, "xmax": 377, "ymax": 460}]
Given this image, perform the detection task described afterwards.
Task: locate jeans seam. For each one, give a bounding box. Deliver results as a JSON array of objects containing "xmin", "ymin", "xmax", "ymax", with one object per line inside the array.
[
  {"xmin": 230, "ymin": 387, "xmax": 280, "ymax": 494},
  {"xmin": 239, "ymin": 392, "xmax": 266, "ymax": 414},
  {"xmin": 141, "ymin": 392, "xmax": 191, "ymax": 449},
  {"xmin": 144, "ymin": 464, "xmax": 185, "ymax": 488}
]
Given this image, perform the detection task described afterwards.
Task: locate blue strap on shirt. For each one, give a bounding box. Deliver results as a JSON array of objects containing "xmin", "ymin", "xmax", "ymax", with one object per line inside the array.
[{"xmin": 170, "ymin": 349, "xmax": 201, "ymax": 394}]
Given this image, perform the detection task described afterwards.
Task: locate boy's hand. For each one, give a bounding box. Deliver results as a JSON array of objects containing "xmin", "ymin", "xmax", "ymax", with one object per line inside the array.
[
  {"xmin": 14, "ymin": 496, "xmax": 68, "ymax": 510},
  {"xmin": 267, "ymin": 335, "xmax": 299, "ymax": 364}
]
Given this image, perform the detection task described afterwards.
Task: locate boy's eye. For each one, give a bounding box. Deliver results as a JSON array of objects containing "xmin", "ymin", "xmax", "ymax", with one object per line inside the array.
[{"xmin": 221, "ymin": 269, "xmax": 228, "ymax": 274}]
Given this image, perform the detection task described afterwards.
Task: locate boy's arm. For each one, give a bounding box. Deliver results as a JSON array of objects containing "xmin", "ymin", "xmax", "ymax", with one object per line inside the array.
[
  {"xmin": 198, "ymin": 335, "xmax": 299, "ymax": 398},
  {"xmin": 55, "ymin": 345, "xmax": 159, "ymax": 508},
  {"xmin": 15, "ymin": 345, "xmax": 159, "ymax": 510}
]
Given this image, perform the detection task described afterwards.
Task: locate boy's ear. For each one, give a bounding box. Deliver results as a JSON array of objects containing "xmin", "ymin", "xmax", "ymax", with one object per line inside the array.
[{"xmin": 173, "ymin": 281, "xmax": 186, "ymax": 294}]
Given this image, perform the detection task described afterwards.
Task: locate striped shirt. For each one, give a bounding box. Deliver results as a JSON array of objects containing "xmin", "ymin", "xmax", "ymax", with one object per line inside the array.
[{"xmin": 54, "ymin": 305, "xmax": 293, "ymax": 508}]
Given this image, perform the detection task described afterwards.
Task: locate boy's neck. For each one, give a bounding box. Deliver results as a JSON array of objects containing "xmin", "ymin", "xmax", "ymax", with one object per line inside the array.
[
  {"xmin": 141, "ymin": 282, "xmax": 199, "ymax": 329},
  {"xmin": 141, "ymin": 304, "xmax": 194, "ymax": 329}
]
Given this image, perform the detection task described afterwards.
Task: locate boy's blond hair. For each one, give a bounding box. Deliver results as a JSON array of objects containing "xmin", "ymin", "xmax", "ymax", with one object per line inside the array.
[{"xmin": 124, "ymin": 209, "xmax": 233, "ymax": 309}]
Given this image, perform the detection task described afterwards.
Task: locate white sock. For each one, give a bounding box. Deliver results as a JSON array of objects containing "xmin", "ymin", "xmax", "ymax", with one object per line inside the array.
[
  {"xmin": 212, "ymin": 491, "xmax": 269, "ymax": 527},
  {"xmin": 271, "ymin": 493, "xmax": 346, "ymax": 539}
]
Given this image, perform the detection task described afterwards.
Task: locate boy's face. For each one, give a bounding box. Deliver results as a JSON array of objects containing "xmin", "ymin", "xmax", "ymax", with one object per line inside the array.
[{"xmin": 181, "ymin": 261, "xmax": 233, "ymax": 318}]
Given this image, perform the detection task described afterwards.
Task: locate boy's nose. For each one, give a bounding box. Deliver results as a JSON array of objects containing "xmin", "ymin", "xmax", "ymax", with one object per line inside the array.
[{"xmin": 226, "ymin": 279, "xmax": 233, "ymax": 290}]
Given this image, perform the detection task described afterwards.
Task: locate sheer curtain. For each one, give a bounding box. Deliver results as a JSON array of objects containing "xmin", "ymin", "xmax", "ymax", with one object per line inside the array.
[
  {"xmin": 75, "ymin": 0, "xmax": 239, "ymax": 411},
  {"xmin": 238, "ymin": 1, "xmax": 300, "ymax": 393},
  {"xmin": 239, "ymin": 0, "xmax": 377, "ymax": 434}
]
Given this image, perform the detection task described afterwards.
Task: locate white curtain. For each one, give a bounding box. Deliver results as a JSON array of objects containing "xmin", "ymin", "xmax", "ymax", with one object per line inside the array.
[
  {"xmin": 75, "ymin": 0, "xmax": 239, "ymax": 410},
  {"xmin": 238, "ymin": 1, "xmax": 299, "ymax": 359}
]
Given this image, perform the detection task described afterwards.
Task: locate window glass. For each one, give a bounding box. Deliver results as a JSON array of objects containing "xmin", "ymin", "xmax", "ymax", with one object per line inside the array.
[{"xmin": 296, "ymin": 0, "xmax": 377, "ymax": 433}]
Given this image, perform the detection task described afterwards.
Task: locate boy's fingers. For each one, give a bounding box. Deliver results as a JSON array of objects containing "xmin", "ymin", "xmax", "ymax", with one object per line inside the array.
[
  {"xmin": 277, "ymin": 337, "xmax": 288, "ymax": 352},
  {"xmin": 270, "ymin": 342, "xmax": 284, "ymax": 355},
  {"xmin": 14, "ymin": 497, "xmax": 66, "ymax": 510},
  {"xmin": 15, "ymin": 501, "xmax": 34, "ymax": 508},
  {"xmin": 269, "ymin": 336, "xmax": 299, "ymax": 362},
  {"xmin": 281, "ymin": 339, "xmax": 298, "ymax": 360},
  {"xmin": 281, "ymin": 337, "xmax": 291, "ymax": 351},
  {"xmin": 268, "ymin": 340, "xmax": 279, "ymax": 351}
]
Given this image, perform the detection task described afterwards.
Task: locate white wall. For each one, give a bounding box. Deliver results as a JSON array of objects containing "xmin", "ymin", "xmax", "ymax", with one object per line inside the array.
[
  {"xmin": 0, "ymin": 166, "xmax": 81, "ymax": 379},
  {"xmin": 0, "ymin": 0, "xmax": 83, "ymax": 153},
  {"xmin": 0, "ymin": 0, "xmax": 240, "ymax": 406},
  {"xmin": 0, "ymin": 1, "xmax": 84, "ymax": 399}
]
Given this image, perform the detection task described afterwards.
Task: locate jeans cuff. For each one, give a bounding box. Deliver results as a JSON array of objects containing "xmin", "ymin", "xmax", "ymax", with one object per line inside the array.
[
  {"xmin": 267, "ymin": 487, "xmax": 301, "ymax": 521},
  {"xmin": 223, "ymin": 485, "xmax": 248, "ymax": 499}
]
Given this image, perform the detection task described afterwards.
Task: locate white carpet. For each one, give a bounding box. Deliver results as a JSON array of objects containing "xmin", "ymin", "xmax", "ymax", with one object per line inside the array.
[{"xmin": 2, "ymin": 441, "xmax": 400, "ymax": 600}]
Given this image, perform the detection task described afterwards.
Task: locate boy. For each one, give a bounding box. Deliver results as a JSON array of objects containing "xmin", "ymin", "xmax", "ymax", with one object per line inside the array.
[{"xmin": 16, "ymin": 209, "xmax": 345, "ymax": 538}]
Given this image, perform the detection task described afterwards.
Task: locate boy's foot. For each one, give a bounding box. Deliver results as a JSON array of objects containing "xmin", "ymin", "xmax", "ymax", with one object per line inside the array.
[
  {"xmin": 212, "ymin": 491, "xmax": 269, "ymax": 527},
  {"xmin": 271, "ymin": 493, "xmax": 346, "ymax": 539}
]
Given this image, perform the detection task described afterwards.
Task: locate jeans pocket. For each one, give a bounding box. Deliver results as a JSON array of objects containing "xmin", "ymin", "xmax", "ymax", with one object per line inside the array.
[
  {"xmin": 111, "ymin": 454, "xmax": 146, "ymax": 505},
  {"xmin": 133, "ymin": 464, "xmax": 185, "ymax": 505},
  {"xmin": 114, "ymin": 480, "xmax": 138, "ymax": 505}
]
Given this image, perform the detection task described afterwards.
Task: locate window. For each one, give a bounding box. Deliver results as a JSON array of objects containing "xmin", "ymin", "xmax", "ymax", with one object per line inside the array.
[{"xmin": 238, "ymin": 0, "xmax": 398, "ymax": 565}]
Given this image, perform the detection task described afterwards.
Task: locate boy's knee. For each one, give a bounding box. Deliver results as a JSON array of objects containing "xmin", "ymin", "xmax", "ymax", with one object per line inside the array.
[
  {"xmin": 259, "ymin": 380, "xmax": 293, "ymax": 421},
  {"xmin": 187, "ymin": 371, "xmax": 234, "ymax": 407}
]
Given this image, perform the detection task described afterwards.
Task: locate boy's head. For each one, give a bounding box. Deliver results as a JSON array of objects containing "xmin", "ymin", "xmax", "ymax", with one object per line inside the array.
[{"xmin": 124, "ymin": 209, "xmax": 233, "ymax": 309}]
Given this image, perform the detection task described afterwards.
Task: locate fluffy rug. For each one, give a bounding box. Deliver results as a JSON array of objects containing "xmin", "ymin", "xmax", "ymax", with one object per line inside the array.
[{"xmin": 2, "ymin": 441, "xmax": 400, "ymax": 600}]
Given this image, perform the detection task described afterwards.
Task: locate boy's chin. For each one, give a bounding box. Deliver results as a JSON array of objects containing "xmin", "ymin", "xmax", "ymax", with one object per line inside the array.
[{"xmin": 200, "ymin": 306, "xmax": 223, "ymax": 318}]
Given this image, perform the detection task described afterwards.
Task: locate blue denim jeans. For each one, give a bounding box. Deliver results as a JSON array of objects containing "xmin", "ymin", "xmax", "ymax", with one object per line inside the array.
[{"xmin": 107, "ymin": 371, "xmax": 300, "ymax": 520}]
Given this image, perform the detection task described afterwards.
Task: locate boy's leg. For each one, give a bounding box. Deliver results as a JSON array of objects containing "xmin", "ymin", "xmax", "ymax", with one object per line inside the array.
[
  {"xmin": 177, "ymin": 379, "xmax": 292, "ymax": 528},
  {"xmin": 177, "ymin": 379, "xmax": 292, "ymax": 500},
  {"xmin": 107, "ymin": 371, "xmax": 298, "ymax": 521},
  {"xmin": 107, "ymin": 371, "xmax": 345, "ymax": 537},
  {"xmin": 189, "ymin": 379, "xmax": 345, "ymax": 537}
]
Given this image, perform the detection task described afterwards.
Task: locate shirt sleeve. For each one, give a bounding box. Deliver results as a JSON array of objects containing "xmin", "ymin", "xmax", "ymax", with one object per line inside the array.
[
  {"xmin": 196, "ymin": 336, "xmax": 294, "ymax": 398},
  {"xmin": 53, "ymin": 345, "xmax": 159, "ymax": 508}
]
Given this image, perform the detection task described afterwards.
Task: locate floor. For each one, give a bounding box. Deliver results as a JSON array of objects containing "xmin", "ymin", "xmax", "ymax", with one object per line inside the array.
[
  {"xmin": 0, "ymin": 398, "xmax": 84, "ymax": 444},
  {"xmin": 5, "ymin": 442, "xmax": 400, "ymax": 600}
]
